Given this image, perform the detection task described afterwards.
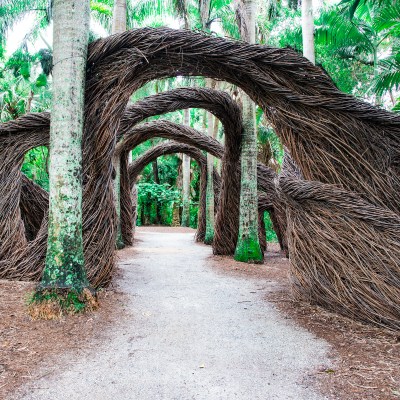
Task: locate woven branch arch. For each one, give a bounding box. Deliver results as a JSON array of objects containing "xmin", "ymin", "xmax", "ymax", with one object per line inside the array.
[
  {"xmin": 127, "ymin": 141, "xmax": 222, "ymax": 243},
  {"xmin": 87, "ymin": 27, "xmax": 400, "ymax": 213},
  {"xmin": 0, "ymin": 110, "xmax": 278, "ymax": 283},
  {"xmin": 0, "ymin": 113, "xmax": 49, "ymax": 279},
  {"xmin": 83, "ymin": 27, "xmax": 399, "ymax": 305},
  {"xmin": 20, "ymin": 175, "xmax": 49, "ymax": 241},
  {"xmin": 118, "ymin": 120, "xmax": 281, "ymax": 252},
  {"xmin": 115, "ymin": 86, "xmax": 243, "ymax": 254}
]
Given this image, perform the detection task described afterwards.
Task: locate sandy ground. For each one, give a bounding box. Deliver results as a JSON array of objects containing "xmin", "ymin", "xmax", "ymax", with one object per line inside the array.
[
  {"xmin": 2, "ymin": 226, "xmax": 399, "ymax": 399},
  {"xmin": 11, "ymin": 227, "xmax": 330, "ymax": 400}
]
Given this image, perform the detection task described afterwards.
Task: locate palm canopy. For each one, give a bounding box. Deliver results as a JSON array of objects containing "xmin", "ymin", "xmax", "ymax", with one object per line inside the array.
[{"xmin": 315, "ymin": 1, "xmax": 400, "ymax": 99}]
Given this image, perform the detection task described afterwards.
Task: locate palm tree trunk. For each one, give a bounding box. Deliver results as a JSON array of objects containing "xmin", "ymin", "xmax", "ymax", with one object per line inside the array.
[
  {"xmin": 40, "ymin": 0, "xmax": 90, "ymax": 290},
  {"xmin": 112, "ymin": 0, "xmax": 127, "ymax": 34},
  {"xmin": 112, "ymin": 0, "xmax": 127, "ymax": 247},
  {"xmin": 301, "ymin": 0, "xmax": 315, "ymax": 64},
  {"xmin": 234, "ymin": 0, "xmax": 263, "ymax": 263},
  {"xmin": 203, "ymin": 85, "xmax": 215, "ymax": 244},
  {"xmin": 198, "ymin": 2, "xmax": 215, "ymax": 244},
  {"xmin": 181, "ymin": 109, "xmax": 191, "ymax": 227}
]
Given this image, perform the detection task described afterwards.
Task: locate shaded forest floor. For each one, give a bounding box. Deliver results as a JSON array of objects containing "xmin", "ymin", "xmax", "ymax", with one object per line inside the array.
[{"xmin": 0, "ymin": 227, "xmax": 398, "ymax": 399}]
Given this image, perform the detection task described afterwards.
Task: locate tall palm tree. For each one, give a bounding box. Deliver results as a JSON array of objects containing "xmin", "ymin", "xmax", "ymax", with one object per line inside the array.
[
  {"xmin": 181, "ymin": 109, "xmax": 192, "ymax": 227},
  {"xmin": 234, "ymin": 0, "xmax": 263, "ymax": 263},
  {"xmin": 175, "ymin": 0, "xmax": 192, "ymax": 227},
  {"xmin": 38, "ymin": 0, "xmax": 91, "ymax": 297},
  {"xmin": 315, "ymin": 2, "xmax": 396, "ymax": 105},
  {"xmin": 110, "ymin": 0, "xmax": 128, "ymax": 248},
  {"xmin": 198, "ymin": 0, "xmax": 216, "ymax": 243},
  {"xmin": 112, "ymin": 0, "xmax": 127, "ymax": 33},
  {"xmin": 302, "ymin": 0, "xmax": 315, "ymax": 63}
]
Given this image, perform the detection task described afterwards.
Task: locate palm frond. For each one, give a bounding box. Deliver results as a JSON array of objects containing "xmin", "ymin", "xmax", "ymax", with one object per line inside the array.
[
  {"xmin": 374, "ymin": 3, "xmax": 400, "ymax": 36},
  {"xmin": 372, "ymin": 51, "xmax": 400, "ymax": 95},
  {"xmin": 315, "ymin": 8, "xmax": 374, "ymax": 53}
]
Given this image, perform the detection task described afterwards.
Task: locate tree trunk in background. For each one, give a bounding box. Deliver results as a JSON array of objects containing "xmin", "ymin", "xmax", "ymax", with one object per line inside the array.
[
  {"xmin": 234, "ymin": 0, "xmax": 263, "ymax": 263},
  {"xmin": 40, "ymin": 0, "xmax": 90, "ymax": 289},
  {"xmin": 131, "ymin": 183, "xmax": 138, "ymax": 239},
  {"xmin": 112, "ymin": 0, "xmax": 127, "ymax": 247},
  {"xmin": 152, "ymin": 160, "xmax": 160, "ymax": 184},
  {"xmin": 203, "ymin": 85, "xmax": 215, "ymax": 244},
  {"xmin": 212, "ymin": 86, "xmax": 221, "ymax": 174},
  {"xmin": 112, "ymin": 0, "xmax": 127, "ymax": 34},
  {"xmin": 301, "ymin": 0, "xmax": 315, "ymax": 64},
  {"xmin": 181, "ymin": 108, "xmax": 191, "ymax": 227},
  {"xmin": 199, "ymin": 2, "xmax": 215, "ymax": 244},
  {"xmin": 180, "ymin": 7, "xmax": 192, "ymax": 228}
]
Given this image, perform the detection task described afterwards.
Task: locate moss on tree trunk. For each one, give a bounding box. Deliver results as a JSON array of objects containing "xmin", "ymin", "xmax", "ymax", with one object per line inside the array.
[
  {"xmin": 38, "ymin": 0, "xmax": 91, "ymax": 302},
  {"xmin": 234, "ymin": 97, "xmax": 263, "ymax": 263},
  {"xmin": 234, "ymin": 0, "xmax": 263, "ymax": 263},
  {"xmin": 181, "ymin": 108, "xmax": 191, "ymax": 227}
]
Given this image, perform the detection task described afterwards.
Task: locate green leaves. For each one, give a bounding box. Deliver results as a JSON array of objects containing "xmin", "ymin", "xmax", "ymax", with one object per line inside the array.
[
  {"xmin": 138, "ymin": 182, "xmax": 181, "ymax": 204},
  {"xmin": 35, "ymin": 73, "xmax": 47, "ymax": 87},
  {"xmin": 372, "ymin": 51, "xmax": 400, "ymax": 95},
  {"xmin": 22, "ymin": 146, "xmax": 49, "ymax": 191}
]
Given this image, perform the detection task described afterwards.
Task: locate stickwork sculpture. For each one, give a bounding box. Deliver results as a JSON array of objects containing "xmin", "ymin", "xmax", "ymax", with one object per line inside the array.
[
  {"xmin": 0, "ymin": 27, "xmax": 399, "ymax": 329},
  {"xmin": 118, "ymin": 120, "xmax": 280, "ymax": 250},
  {"xmin": 127, "ymin": 140, "xmax": 222, "ymax": 243},
  {"xmin": 116, "ymin": 87, "xmax": 243, "ymax": 255}
]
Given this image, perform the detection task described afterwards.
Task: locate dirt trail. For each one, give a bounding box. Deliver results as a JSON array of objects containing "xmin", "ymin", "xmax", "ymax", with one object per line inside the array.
[{"xmin": 15, "ymin": 227, "xmax": 330, "ymax": 400}]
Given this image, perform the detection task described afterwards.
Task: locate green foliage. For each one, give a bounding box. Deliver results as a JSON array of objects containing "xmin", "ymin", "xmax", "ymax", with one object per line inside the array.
[
  {"xmin": 21, "ymin": 146, "xmax": 49, "ymax": 191},
  {"xmin": 137, "ymin": 182, "xmax": 181, "ymax": 226},
  {"xmin": 0, "ymin": 0, "xmax": 50, "ymax": 41},
  {"xmin": 1, "ymin": 47, "xmax": 52, "ymax": 121},
  {"xmin": 264, "ymin": 212, "xmax": 278, "ymax": 243},
  {"xmin": 189, "ymin": 201, "xmax": 199, "ymax": 228},
  {"xmin": 257, "ymin": 111, "xmax": 284, "ymax": 167}
]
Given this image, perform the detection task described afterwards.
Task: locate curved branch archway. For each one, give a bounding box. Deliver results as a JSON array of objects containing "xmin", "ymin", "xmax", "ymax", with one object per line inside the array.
[
  {"xmin": 126, "ymin": 141, "xmax": 221, "ymax": 243},
  {"xmin": 116, "ymin": 87, "xmax": 243, "ymax": 255}
]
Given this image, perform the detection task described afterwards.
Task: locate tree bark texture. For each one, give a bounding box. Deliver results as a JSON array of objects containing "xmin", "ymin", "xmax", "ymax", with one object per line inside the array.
[
  {"xmin": 301, "ymin": 0, "xmax": 315, "ymax": 64},
  {"xmin": 234, "ymin": 0, "xmax": 263, "ymax": 262},
  {"xmin": 181, "ymin": 108, "xmax": 191, "ymax": 227},
  {"xmin": 41, "ymin": 0, "xmax": 90, "ymax": 289}
]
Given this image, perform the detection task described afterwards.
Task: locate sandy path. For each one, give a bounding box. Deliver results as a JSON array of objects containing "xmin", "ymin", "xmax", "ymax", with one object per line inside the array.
[{"xmin": 16, "ymin": 228, "xmax": 330, "ymax": 400}]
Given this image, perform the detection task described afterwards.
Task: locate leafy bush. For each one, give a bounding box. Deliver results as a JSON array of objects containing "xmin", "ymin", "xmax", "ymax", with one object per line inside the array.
[
  {"xmin": 137, "ymin": 182, "xmax": 181, "ymax": 226},
  {"xmin": 264, "ymin": 212, "xmax": 278, "ymax": 243},
  {"xmin": 21, "ymin": 146, "xmax": 49, "ymax": 191}
]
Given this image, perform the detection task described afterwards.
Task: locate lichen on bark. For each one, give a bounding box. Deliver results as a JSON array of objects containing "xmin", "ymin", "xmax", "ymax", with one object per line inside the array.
[
  {"xmin": 38, "ymin": 0, "xmax": 91, "ymax": 297},
  {"xmin": 113, "ymin": 155, "xmax": 125, "ymax": 249},
  {"xmin": 181, "ymin": 109, "xmax": 191, "ymax": 227},
  {"xmin": 234, "ymin": 96, "xmax": 263, "ymax": 263}
]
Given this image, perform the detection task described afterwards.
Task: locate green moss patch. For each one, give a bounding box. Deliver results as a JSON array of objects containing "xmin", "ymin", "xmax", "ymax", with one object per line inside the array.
[{"xmin": 28, "ymin": 288, "xmax": 98, "ymax": 320}]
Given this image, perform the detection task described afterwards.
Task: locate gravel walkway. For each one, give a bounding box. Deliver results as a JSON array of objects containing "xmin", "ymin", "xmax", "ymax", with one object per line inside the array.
[{"xmin": 16, "ymin": 228, "xmax": 330, "ymax": 400}]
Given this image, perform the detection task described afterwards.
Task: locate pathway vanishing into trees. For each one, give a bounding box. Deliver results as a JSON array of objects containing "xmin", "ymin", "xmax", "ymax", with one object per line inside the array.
[{"xmin": 17, "ymin": 228, "xmax": 329, "ymax": 400}]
